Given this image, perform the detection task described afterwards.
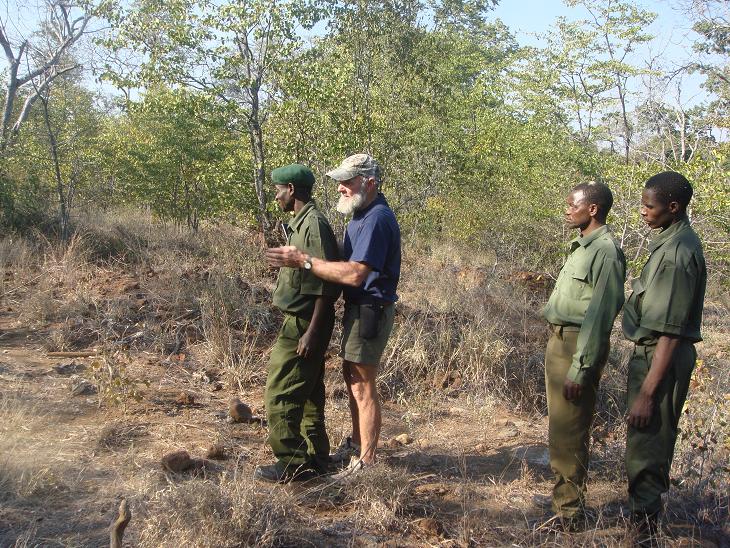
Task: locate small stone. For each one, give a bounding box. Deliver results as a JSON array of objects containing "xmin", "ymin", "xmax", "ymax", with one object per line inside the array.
[
  {"xmin": 175, "ymin": 392, "xmax": 195, "ymax": 405},
  {"xmin": 54, "ymin": 361, "xmax": 85, "ymax": 375},
  {"xmin": 385, "ymin": 438, "xmax": 402, "ymax": 448},
  {"xmin": 448, "ymin": 407, "xmax": 467, "ymax": 416},
  {"xmin": 71, "ymin": 380, "xmax": 96, "ymax": 396},
  {"xmin": 415, "ymin": 518, "xmax": 443, "ymax": 537},
  {"xmin": 228, "ymin": 398, "xmax": 254, "ymax": 423},
  {"xmin": 496, "ymin": 428, "xmax": 519, "ymax": 439},
  {"xmin": 206, "ymin": 444, "xmax": 226, "ymax": 460},
  {"xmin": 513, "ymin": 445, "xmax": 550, "ymax": 466},
  {"xmin": 161, "ymin": 450, "xmax": 194, "ymax": 472},
  {"xmin": 474, "ymin": 443, "xmax": 486, "ymax": 452},
  {"xmin": 394, "ymin": 433, "xmax": 413, "ymax": 445},
  {"xmin": 193, "ymin": 369, "xmax": 220, "ymax": 384}
]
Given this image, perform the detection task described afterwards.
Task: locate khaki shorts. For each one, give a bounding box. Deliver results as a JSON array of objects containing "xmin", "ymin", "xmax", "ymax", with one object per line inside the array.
[{"xmin": 340, "ymin": 302, "xmax": 395, "ymax": 365}]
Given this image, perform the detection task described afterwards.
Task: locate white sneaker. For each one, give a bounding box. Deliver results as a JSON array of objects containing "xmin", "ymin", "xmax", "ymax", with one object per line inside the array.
[
  {"xmin": 330, "ymin": 455, "xmax": 365, "ymax": 481},
  {"xmin": 329, "ymin": 436, "xmax": 360, "ymax": 464}
]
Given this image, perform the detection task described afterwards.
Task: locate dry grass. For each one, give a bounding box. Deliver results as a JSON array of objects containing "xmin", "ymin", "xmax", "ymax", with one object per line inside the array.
[
  {"xmin": 136, "ymin": 474, "xmax": 315, "ymax": 547},
  {"xmin": 0, "ymin": 208, "xmax": 727, "ymax": 546},
  {"xmin": 0, "ymin": 391, "xmax": 69, "ymax": 502}
]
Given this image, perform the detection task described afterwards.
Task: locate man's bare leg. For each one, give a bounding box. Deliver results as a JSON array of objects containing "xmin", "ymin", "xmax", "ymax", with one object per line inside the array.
[
  {"xmin": 344, "ymin": 360, "xmax": 381, "ymax": 464},
  {"xmin": 342, "ymin": 361, "xmax": 361, "ymax": 445}
]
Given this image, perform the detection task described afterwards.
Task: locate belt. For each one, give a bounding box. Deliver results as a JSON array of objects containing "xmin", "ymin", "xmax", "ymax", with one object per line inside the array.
[{"xmin": 548, "ymin": 323, "xmax": 580, "ymax": 334}]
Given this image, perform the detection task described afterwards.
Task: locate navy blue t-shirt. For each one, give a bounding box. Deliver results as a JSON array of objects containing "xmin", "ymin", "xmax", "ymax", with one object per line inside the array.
[{"xmin": 343, "ymin": 193, "xmax": 401, "ymax": 303}]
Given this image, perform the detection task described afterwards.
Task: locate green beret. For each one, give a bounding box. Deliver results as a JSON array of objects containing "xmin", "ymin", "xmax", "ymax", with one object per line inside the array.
[{"xmin": 271, "ymin": 163, "xmax": 315, "ymax": 188}]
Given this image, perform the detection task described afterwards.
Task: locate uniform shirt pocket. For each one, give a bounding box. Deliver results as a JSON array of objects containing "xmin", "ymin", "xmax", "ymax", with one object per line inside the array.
[
  {"xmin": 282, "ymin": 267, "xmax": 301, "ymax": 294},
  {"xmin": 567, "ymin": 262, "xmax": 591, "ymax": 300}
]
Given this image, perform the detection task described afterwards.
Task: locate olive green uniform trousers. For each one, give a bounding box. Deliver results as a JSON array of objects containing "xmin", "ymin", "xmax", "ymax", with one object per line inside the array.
[
  {"xmin": 545, "ymin": 325, "xmax": 603, "ymax": 517},
  {"xmin": 626, "ymin": 341, "xmax": 696, "ymax": 513},
  {"xmin": 265, "ymin": 313, "xmax": 334, "ymax": 474}
]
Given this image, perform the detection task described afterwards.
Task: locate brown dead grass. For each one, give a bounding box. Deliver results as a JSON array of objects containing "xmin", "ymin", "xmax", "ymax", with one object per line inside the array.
[
  {"xmin": 0, "ymin": 209, "xmax": 727, "ymax": 547},
  {"xmin": 0, "ymin": 391, "xmax": 74, "ymax": 503},
  {"xmin": 136, "ymin": 474, "xmax": 316, "ymax": 547}
]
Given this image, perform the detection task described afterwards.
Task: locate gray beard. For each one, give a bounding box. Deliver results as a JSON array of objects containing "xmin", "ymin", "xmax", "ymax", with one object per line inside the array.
[{"xmin": 336, "ymin": 186, "xmax": 368, "ymax": 215}]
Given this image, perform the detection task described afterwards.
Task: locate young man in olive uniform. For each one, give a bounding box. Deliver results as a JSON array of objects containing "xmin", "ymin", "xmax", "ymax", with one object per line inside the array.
[
  {"xmin": 542, "ymin": 181, "xmax": 626, "ymax": 524},
  {"xmin": 623, "ymin": 171, "xmax": 706, "ymax": 530},
  {"xmin": 254, "ymin": 163, "xmax": 341, "ymax": 483}
]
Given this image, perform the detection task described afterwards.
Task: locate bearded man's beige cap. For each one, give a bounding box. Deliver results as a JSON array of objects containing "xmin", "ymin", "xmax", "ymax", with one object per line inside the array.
[{"xmin": 326, "ymin": 154, "xmax": 380, "ymax": 182}]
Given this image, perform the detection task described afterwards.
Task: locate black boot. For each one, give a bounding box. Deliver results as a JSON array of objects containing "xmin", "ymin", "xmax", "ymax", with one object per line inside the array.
[{"xmin": 253, "ymin": 463, "xmax": 318, "ymax": 483}]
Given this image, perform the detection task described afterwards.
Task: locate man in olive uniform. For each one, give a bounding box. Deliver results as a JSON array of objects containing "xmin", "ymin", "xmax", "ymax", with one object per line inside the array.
[
  {"xmin": 623, "ymin": 171, "xmax": 706, "ymax": 532},
  {"xmin": 254, "ymin": 164, "xmax": 341, "ymax": 483},
  {"xmin": 542, "ymin": 181, "xmax": 626, "ymax": 525}
]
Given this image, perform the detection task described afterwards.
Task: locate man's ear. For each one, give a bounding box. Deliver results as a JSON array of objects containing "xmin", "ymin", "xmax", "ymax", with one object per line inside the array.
[
  {"xmin": 288, "ymin": 183, "xmax": 295, "ymax": 195},
  {"xmin": 588, "ymin": 203, "xmax": 599, "ymax": 218},
  {"xmin": 668, "ymin": 200, "xmax": 680, "ymax": 214}
]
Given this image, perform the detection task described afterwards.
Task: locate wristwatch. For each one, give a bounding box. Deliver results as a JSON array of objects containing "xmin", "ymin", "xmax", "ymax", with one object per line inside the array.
[{"xmin": 302, "ymin": 254, "xmax": 313, "ymax": 270}]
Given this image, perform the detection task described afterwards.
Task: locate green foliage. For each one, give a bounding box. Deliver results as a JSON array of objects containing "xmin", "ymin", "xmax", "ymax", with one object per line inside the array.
[
  {"xmin": 0, "ymin": 0, "xmax": 725, "ymax": 285},
  {"xmin": 89, "ymin": 353, "xmax": 150, "ymax": 409},
  {"xmin": 99, "ymin": 87, "xmax": 258, "ymax": 228}
]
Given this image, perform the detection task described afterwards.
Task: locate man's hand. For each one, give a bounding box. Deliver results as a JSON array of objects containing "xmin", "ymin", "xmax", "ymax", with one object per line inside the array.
[
  {"xmin": 627, "ymin": 390, "xmax": 654, "ymax": 429},
  {"xmin": 266, "ymin": 245, "xmax": 304, "ymax": 269},
  {"xmin": 563, "ymin": 378, "xmax": 583, "ymax": 402},
  {"xmin": 297, "ymin": 329, "xmax": 318, "ymax": 358}
]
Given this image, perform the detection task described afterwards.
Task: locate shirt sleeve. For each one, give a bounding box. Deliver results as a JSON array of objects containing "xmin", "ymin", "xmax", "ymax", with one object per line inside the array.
[
  {"xmin": 567, "ymin": 252, "xmax": 626, "ymax": 385},
  {"xmin": 300, "ymin": 217, "xmax": 342, "ymax": 298},
  {"xmin": 639, "ymin": 251, "xmax": 699, "ymax": 336},
  {"xmin": 347, "ymin": 214, "xmax": 389, "ymax": 272}
]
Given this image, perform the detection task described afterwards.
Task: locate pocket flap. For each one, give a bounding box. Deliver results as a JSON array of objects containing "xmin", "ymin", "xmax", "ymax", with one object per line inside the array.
[{"xmin": 570, "ymin": 263, "xmax": 591, "ymax": 282}]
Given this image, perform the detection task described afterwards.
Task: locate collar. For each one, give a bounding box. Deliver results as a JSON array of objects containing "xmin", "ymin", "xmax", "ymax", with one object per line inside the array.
[
  {"xmin": 290, "ymin": 200, "xmax": 316, "ymax": 232},
  {"xmin": 570, "ymin": 225, "xmax": 608, "ymax": 252},
  {"xmin": 353, "ymin": 193, "xmax": 387, "ymax": 219},
  {"xmin": 648, "ymin": 217, "xmax": 690, "ymax": 252}
]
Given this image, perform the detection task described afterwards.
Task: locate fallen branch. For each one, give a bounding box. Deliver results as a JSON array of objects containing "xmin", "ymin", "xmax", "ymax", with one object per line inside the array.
[
  {"xmin": 47, "ymin": 351, "xmax": 99, "ymax": 358},
  {"xmin": 110, "ymin": 499, "xmax": 131, "ymax": 548}
]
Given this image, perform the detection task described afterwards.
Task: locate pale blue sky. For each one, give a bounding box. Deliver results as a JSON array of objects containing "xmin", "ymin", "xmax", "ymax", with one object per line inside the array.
[
  {"xmin": 1, "ymin": 0, "xmax": 713, "ymax": 111},
  {"xmin": 492, "ymin": 0, "xmax": 708, "ymax": 106}
]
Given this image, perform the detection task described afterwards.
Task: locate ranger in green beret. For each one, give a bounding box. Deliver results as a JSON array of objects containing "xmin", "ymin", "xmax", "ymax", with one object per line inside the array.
[
  {"xmin": 542, "ymin": 181, "xmax": 626, "ymax": 528},
  {"xmin": 254, "ymin": 163, "xmax": 341, "ymax": 483},
  {"xmin": 623, "ymin": 171, "xmax": 706, "ymax": 538}
]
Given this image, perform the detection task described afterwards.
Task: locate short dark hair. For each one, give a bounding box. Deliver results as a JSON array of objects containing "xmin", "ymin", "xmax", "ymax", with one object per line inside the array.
[
  {"xmin": 293, "ymin": 185, "xmax": 312, "ymax": 202},
  {"xmin": 571, "ymin": 181, "xmax": 614, "ymax": 220},
  {"xmin": 645, "ymin": 171, "xmax": 693, "ymax": 207}
]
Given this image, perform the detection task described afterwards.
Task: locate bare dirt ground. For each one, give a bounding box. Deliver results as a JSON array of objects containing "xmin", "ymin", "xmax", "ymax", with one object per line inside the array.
[{"xmin": 1, "ymin": 308, "xmax": 727, "ymax": 547}]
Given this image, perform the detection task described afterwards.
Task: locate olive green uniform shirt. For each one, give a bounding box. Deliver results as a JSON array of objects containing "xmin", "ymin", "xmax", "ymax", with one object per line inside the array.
[
  {"xmin": 273, "ymin": 201, "xmax": 341, "ymax": 318},
  {"xmin": 622, "ymin": 218, "xmax": 706, "ymax": 344},
  {"xmin": 543, "ymin": 225, "xmax": 626, "ymax": 385}
]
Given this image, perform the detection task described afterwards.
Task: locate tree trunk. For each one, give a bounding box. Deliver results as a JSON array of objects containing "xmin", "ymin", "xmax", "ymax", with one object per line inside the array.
[
  {"xmin": 247, "ymin": 88, "xmax": 270, "ymax": 235},
  {"xmin": 40, "ymin": 91, "xmax": 70, "ymax": 241}
]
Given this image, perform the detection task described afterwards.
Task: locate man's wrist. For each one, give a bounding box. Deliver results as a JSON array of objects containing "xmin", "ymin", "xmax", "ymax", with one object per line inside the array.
[
  {"xmin": 640, "ymin": 381, "xmax": 657, "ymax": 398},
  {"xmin": 300, "ymin": 253, "xmax": 312, "ymax": 270}
]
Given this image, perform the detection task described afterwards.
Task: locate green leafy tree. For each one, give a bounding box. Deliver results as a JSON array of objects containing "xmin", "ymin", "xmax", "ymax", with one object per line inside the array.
[
  {"xmin": 99, "ymin": 87, "xmax": 254, "ymax": 228},
  {"xmin": 102, "ymin": 0, "xmax": 325, "ymax": 232}
]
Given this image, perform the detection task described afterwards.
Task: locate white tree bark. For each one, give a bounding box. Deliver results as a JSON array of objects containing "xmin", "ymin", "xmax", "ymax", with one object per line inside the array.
[{"xmin": 0, "ymin": 0, "xmax": 90, "ymax": 152}]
